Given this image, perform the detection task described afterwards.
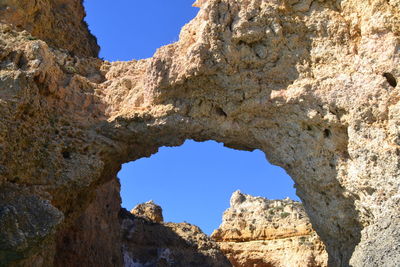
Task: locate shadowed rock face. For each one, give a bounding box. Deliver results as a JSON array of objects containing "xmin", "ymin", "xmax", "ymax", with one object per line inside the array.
[
  {"xmin": 0, "ymin": 0, "xmax": 399, "ymax": 266},
  {"xmin": 121, "ymin": 202, "xmax": 231, "ymax": 267},
  {"xmin": 54, "ymin": 179, "xmax": 123, "ymax": 267},
  {"xmin": 211, "ymin": 191, "xmax": 328, "ymax": 267}
]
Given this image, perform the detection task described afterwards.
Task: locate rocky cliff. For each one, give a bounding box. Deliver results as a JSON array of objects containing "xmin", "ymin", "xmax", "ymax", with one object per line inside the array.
[
  {"xmin": 121, "ymin": 201, "xmax": 231, "ymax": 267},
  {"xmin": 0, "ymin": 0, "xmax": 99, "ymax": 57},
  {"xmin": 0, "ymin": 0, "xmax": 399, "ymax": 266},
  {"xmin": 121, "ymin": 194, "xmax": 327, "ymax": 267},
  {"xmin": 212, "ymin": 191, "xmax": 327, "ymax": 267}
]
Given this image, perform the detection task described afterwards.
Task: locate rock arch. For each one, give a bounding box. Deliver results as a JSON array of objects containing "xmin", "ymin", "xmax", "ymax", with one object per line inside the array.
[{"xmin": 0, "ymin": 0, "xmax": 399, "ymax": 266}]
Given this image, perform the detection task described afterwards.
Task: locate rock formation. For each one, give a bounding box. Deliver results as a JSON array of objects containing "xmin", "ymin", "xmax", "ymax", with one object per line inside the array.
[
  {"xmin": 0, "ymin": 0, "xmax": 399, "ymax": 266},
  {"xmin": 54, "ymin": 179, "xmax": 123, "ymax": 267},
  {"xmin": 0, "ymin": 0, "xmax": 99, "ymax": 57},
  {"xmin": 121, "ymin": 201, "xmax": 231, "ymax": 267},
  {"xmin": 130, "ymin": 200, "xmax": 164, "ymax": 223},
  {"xmin": 212, "ymin": 191, "xmax": 327, "ymax": 267}
]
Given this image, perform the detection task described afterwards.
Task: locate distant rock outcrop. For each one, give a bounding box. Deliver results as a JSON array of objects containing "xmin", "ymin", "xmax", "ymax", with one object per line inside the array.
[
  {"xmin": 121, "ymin": 193, "xmax": 328, "ymax": 267},
  {"xmin": 121, "ymin": 202, "xmax": 231, "ymax": 267},
  {"xmin": 212, "ymin": 191, "xmax": 328, "ymax": 267},
  {"xmin": 130, "ymin": 200, "xmax": 164, "ymax": 223}
]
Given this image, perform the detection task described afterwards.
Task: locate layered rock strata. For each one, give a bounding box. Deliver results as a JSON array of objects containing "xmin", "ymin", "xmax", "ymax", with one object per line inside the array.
[
  {"xmin": 212, "ymin": 191, "xmax": 327, "ymax": 267},
  {"xmin": 0, "ymin": 0, "xmax": 399, "ymax": 266},
  {"xmin": 121, "ymin": 201, "xmax": 231, "ymax": 267}
]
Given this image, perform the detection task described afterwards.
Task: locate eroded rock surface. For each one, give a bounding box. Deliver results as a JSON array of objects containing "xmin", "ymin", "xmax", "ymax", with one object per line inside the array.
[
  {"xmin": 131, "ymin": 200, "xmax": 164, "ymax": 223},
  {"xmin": 0, "ymin": 0, "xmax": 399, "ymax": 266},
  {"xmin": 212, "ymin": 191, "xmax": 327, "ymax": 267},
  {"xmin": 121, "ymin": 202, "xmax": 231, "ymax": 267},
  {"xmin": 54, "ymin": 179, "xmax": 123, "ymax": 267},
  {"xmin": 0, "ymin": 0, "xmax": 99, "ymax": 57}
]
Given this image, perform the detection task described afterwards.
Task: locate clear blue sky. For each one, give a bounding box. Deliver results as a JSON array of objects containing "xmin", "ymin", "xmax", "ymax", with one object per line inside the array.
[{"xmin": 84, "ymin": 1, "xmax": 298, "ymax": 235}]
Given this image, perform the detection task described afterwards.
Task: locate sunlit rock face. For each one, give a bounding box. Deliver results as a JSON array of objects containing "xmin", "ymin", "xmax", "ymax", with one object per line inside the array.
[
  {"xmin": 0, "ymin": 0, "xmax": 99, "ymax": 57},
  {"xmin": 0, "ymin": 0, "xmax": 399, "ymax": 266},
  {"xmin": 212, "ymin": 191, "xmax": 328, "ymax": 267},
  {"xmin": 130, "ymin": 200, "xmax": 164, "ymax": 223}
]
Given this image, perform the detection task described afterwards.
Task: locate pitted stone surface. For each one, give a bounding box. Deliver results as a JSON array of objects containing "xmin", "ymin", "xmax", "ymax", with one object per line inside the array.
[
  {"xmin": 212, "ymin": 191, "xmax": 327, "ymax": 267},
  {"xmin": 0, "ymin": 0, "xmax": 399, "ymax": 266},
  {"xmin": 0, "ymin": 0, "xmax": 99, "ymax": 57}
]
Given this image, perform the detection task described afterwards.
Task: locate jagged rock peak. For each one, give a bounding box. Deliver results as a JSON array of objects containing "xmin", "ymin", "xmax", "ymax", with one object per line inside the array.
[
  {"xmin": 212, "ymin": 191, "xmax": 328, "ymax": 267},
  {"xmin": 230, "ymin": 190, "xmax": 295, "ymax": 208},
  {"xmin": 130, "ymin": 200, "xmax": 164, "ymax": 223}
]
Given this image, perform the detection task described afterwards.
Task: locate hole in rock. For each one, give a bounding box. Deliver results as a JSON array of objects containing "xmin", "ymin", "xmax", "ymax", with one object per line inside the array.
[
  {"xmin": 83, "ymin": 0, "xmax": 199, "ymax": 61},
  {"xmin": 62, "ymin": 151, "xmax": 71, "ymax": 159},
  {"xmin": 383, "ymin": 72, "xmax": 397, "ymax": 88},
  {"xmin": 84, "ymin": 1, "xmax": 299, "ymax": 235},
  {"xmin": 323, "ymin": 128, "xmax": 331, "ymax": 138},
  {"xmin": 215, "ymin": 107, "xmax": 228, "ymax": 117},
  {"xmin": 119, "ymin": 140, "xmax": 299, "ymax": 235}
]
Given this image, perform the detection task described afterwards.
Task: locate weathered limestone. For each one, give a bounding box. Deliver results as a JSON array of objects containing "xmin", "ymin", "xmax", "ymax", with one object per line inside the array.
[
  {"xmin": 0, "ymin": 0, "xmax": 399, "ymax": 266},
  {"xmin": 212, "ymin": 191, "xmax": 327, "ymax": 267},
  {"xmin": 0, "ymin": 0, "xmax": 99, "ymax": 57}
]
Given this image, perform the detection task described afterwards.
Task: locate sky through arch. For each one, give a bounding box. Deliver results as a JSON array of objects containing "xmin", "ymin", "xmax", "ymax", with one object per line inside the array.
[
  {"xmin": 118, "ymin": 140, "xmax": 299, "ymax": 235},
  {"xmin": 83, "ymin": 0, "xmax": 299, "ymax": 234}
]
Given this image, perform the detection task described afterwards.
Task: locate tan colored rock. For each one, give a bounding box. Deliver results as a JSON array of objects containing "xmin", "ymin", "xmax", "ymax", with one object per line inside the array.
[
  {"xmin": 130, "ymin": 200, "xmax": 164, "ymax": 223},
  {"xmin": 0, "ymin": 0, "xmax": 99, "ymax": 57},
  {"xmin": 212, "ymin": 191, "xmax": 328, "ymax": 267},
  {"xmin": 193, "ymin": 0, "xmax": 209, "ymax": 8},
  {"xmin": 0, "ymin": 0, "xmax": 399, "ymax": 266}
]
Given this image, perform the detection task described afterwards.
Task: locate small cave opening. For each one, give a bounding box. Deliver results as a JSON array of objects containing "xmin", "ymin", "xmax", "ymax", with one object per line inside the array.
[
  {"xmin": 383, "ymin": 72, "xmax": 397, "ymax": 88},
  {"xmin": 118, "ymin": 140, "xmax": 299, "ymax": 235},
  {"xmin": 62, "ymin": 150, "xmax": 71, "ymax": 159}
]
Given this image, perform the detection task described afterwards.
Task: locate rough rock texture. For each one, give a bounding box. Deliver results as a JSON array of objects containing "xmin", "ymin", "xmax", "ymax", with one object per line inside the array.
[
  {"xmin": 0, "ymin": 0, "xmax": 399, "ymax": 266},
  {"xmin": 131, "ymin": 200, "xmax": 164, "ymax": 223},
  {"xmin": 53, "ymin": 178, "xmax": 123, "ymax": 267},
  {"xmin": 121, "ymin": 203, "xmax": 231, "ymax": 267},
  {"xmin": 0, "ymin": 0, "xmax": 99, "ymax": 57},
  {"xmin": 212, "ymin": 191, "xmax": 327, "ymax": 267}
]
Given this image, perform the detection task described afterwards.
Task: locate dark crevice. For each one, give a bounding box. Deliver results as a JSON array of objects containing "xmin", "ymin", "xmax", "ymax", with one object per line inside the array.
[
  {"xmin": 323, "ymin": 129, "xmax": 331, "ymax": 138},
  {"xmin": 215, "ymin": 107, "xmax": 227, "ymax": 117},
  {"xmin": 62, "ymin": 151, "xmax": 71, "ymax": 159},
  {"xmin": 383, "ymin": 72, "xmax": 397, "ymax": 88}
]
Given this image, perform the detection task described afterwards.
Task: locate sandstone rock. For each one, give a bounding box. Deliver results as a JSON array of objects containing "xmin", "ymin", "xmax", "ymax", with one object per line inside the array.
[
  {"xmin": 130, "ymin": 200, "xmax": 164, "ymax": 223},
  {"xmin": 0, "ymin": 0, "xmax": 99, "ymax": 57},
  {"xmin": 121, "ymin": 206, "xmax": 231, "ymax": 267},
  {"xmin": 0, "ymin": 0, "xmax": 399, "ymax": 266},
  {"xmin": 212, "ymin": 191, "xmax": 328, "ymax": 267},
  {"xmin": 193, "ymin": 0, "xmax": 209, "ymax": 8}
]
